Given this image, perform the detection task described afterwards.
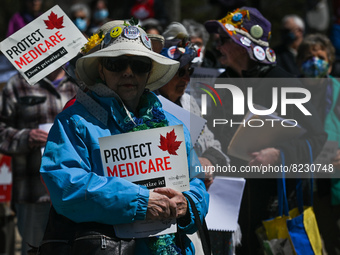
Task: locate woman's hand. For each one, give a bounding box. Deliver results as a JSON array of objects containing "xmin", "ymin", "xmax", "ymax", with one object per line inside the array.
[
  {"xmin": 154, "ymin": 188, "xmax": 188, "ymax": 218},
  {"xmin": 146, "ymin": 191, "xmax": 177, "ymax": 220},
  {"xmin": 249, "ymin": 147, "xmax": 280, "ymax": 166}
]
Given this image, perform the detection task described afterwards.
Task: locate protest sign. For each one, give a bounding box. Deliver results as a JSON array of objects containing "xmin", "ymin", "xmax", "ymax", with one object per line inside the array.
[
  {"xmin": 0, "ymin": 5, "xmax": 87, "ymax": 85},
  {"xmin": 99, "ymin": 125, "xmax": 190, "ymax": 238},
  {"xmin": 0, "ymin": 155, "xmax": 12, "ymax": 202}
]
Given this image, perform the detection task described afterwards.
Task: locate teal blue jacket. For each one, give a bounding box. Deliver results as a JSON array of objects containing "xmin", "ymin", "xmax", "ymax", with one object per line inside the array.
[{"xmin": 40, "ymin": 88, "xmax": 209, "ymax": 254}]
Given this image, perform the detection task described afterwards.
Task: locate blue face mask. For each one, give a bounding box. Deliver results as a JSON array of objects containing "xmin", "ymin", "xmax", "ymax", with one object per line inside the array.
[
  {"xmin": 93, "ymin": 9, "xmax": 109, "ymax": 22},
  {"xmin": 300, "ymin": 56, "xmax": 329, "ymax": 78},
  {"xmin": 74, "ymin": 18, "xmax": 87, "ymax": 32}
]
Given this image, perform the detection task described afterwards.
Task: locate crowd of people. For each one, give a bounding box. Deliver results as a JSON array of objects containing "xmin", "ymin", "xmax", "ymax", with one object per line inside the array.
[{"xmin": 0, "ymin": 0, "xmax": 340, "ymax": 255}]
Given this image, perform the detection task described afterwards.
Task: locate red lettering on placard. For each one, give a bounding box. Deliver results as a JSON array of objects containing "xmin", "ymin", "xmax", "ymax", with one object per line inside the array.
[
  {"xmin": 106, "ymin": 156, "xmax": 173, "ymax": 177},
  {"xmin": 164, "ymin": 156, "xmax": 171, "ymax": 170},
  {"xmin": 11, "ymin": 31, "xmax": 66, "ymax": 69},
  {"xmin": 107, "ymin": 165, "xmax": 118, "ymax": 177},
  {"xmin": 118, "ymin": 164, "xmax": 126, "ymax": 177},
  {"xmin": 148, "ymin": 159, "xmax": 156, "ymax": 173},
  {"xmin": 139, "ymin": 160, "xmax": 147, "ymax": 174},
  {"xmin": 155, "ymin": 158, "xmax": 164, "ymax": 171},
  {"xmin": 14, "ymin": 57, "xmax": 27, "ymax": 68},
  {"xmin": 127, "ymin": 163, "xmax": 134, "ymax": 177}
]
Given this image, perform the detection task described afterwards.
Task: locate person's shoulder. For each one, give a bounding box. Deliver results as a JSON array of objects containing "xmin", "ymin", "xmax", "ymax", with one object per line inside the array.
[
  {"xmin": 164, "ymin": 110, "xmax": 184, "ymax": 126},
  {"xmin": 273, "ymin": 44, "xmax": 289, "ymax": 55},
  {"xmin": 265, "ymin": 65, "xmax": 296, "ymax": 78},
  {"xmin": 56, "ymin": 100, "xmax": 90, "ymax": 126},
  {"xmin": 330, "ymin": 75, "xmax": 340, "ymax": 88},
  {"xmin": 4, "ymin": 73, "xmax": 27, "ymax": 89},
  {"xmin": 8, "ymin": 12, "xmax": 23, "ymax": 21},
  {"xmin": 60, "ymin": 78, "xmax": 79, "ymax": 90}
]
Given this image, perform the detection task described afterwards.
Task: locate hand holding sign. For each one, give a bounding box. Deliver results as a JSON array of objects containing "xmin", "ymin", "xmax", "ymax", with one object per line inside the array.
[
  {"xmin": 154, "ymin": 187, "xmax": 188, "ymax": 218},
  {"xmin": 146, "ymin": 191, "xmax": 177, "ymax": 220},
  {"xmin": 28, "ymin": 128, "xmax": 49, "ymax": 148}
]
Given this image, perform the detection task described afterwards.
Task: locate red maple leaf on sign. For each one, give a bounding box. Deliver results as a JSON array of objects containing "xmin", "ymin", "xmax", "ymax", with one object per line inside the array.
[
  {"xmin": 44, "ymin": 11, "xmax": 65, "ymax": 30},
  {"xmin": 158, "ymin": 129, "xmax": 183, "ymax": 155}
]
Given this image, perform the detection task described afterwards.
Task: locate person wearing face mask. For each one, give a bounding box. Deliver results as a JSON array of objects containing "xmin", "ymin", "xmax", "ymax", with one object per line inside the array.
[
  {"xmin": 274, "ymin": 14, "xmax": 305, "ymax": 77},
  {"xmin": 297, "ymin": 33, "xmax": 340, "ymax": 255},
  {"xmin": 182, "ymin": 19, "xmax": 210, "ymax": 68},
  {"xmin": 88, "ymin": 0, "xmax": 111, "ymax": 35},
  {"xmin": 70, "ymin": 3, "xmax": 91, "ymax": 38},
  {"xmin": 204, "ymin": 8, "xmax": 327, "ymax": 254}
]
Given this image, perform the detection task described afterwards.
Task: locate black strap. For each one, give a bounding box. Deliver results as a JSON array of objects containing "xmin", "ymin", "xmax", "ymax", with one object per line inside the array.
[{"xmin": 183, "ymin": 193, "xmax": 211, "ymax": 255}]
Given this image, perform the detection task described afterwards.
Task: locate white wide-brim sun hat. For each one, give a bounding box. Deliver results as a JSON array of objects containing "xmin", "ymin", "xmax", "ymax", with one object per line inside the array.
[{"xmin": 76, "ymin": 21, "xmax": 180, "ymax": 91}]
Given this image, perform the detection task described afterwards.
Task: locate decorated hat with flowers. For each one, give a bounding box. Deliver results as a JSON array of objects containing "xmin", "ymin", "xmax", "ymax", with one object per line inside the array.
[
  {"xmin": 204, "ymin": 7, "xmax": 276, "ymax": 64},
  {"xmin": 76, "ymin": 19, "xmax": 179, "ymax": 91}
]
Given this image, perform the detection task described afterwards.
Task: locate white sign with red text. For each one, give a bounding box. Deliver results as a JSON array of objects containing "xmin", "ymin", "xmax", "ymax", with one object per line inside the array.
[
  {"xmin": 99, "ymin": 125, "xmax": 190, "ymax": 238},
  {"xmin": 0, "ymin": 5, "xmax": 87, "ymax": 85}
]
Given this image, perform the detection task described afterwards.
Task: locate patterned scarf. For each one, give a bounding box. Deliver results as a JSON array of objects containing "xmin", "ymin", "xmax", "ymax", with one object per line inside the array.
[
  {"xmin": 114, "ymin": 91, "xmax": 182, "ymax": 255},
  {"xmin": 87, "ymin": 85, "xmax": 183, "ymax": 254}
]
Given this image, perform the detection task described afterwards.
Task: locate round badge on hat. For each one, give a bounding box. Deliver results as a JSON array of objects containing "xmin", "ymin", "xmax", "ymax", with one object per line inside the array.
[
  {"xmin": 240, "ymin": 37, "xmax": 252, "ymax": 47},
  {"xmin": 250, "ymin": 25, "xmax": 263, "ymax": 39},
  {"xmin": 141, "ymin": 33, "xmax": 152, "ymax": 49},
  {"xmin": 225, "ymin": 24, "xmax": 235, "ymax": 31},
  {"xmin": 110, "ymin": 27, "xmax": 122, "ymax": 38},
  {"xmin": 123, "ymin": 26, "xmax": 140, "ymax": 39},
  {"xmin": 253, "ymin": 46, "xmax": 265, "ymax": 61},
  {"xmin": 167, "ymin": 46, "xmax": 177, "ymax": 59},
  {"xmin": 265, "ymin": 47, "xmax": 276, "ymax": 63}
]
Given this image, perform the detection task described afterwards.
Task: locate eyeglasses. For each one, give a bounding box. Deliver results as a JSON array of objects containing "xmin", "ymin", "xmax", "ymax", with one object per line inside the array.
[
  {"xmin": 102, "ymin": 56, "xmax": 152, "ymax": 74},
  {"xmin": 178, "ymin": 67, "xmax": 194, "ymax": 77}
]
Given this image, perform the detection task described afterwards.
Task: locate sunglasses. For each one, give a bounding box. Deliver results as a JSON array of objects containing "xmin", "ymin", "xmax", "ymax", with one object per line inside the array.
[
  {"xmin": 102, "ymin": 56, "xmax": 152, "ymax": 74},
  {"xmin": 178, "ymin": 67, "xmax": 194, "ymax": 77}
]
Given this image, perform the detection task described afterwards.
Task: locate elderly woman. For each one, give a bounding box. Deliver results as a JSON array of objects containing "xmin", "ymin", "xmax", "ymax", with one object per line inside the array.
[
  {"xmin": 204, "ymin": 7, "xmax": 327, "ymax": 254},
  {"xmin": 39, "ymin": 20, "xmax": 209, "ymax": 255},
  {"xmin": 297, "ymin": 33, "xmax": 340, "ymax": 255}
]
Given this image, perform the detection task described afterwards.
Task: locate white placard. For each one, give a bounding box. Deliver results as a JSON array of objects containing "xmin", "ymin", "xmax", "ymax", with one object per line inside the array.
[
  {"xmin": 158, "ymin": 95, "xmax": 206, "ymax": 146},
  {"xmin": 39, "ymin": 123, "xmax": 53, "ymax": 155},
  {"xmin": 206, "ymin": 176, "xmax": 245, "ymax": 232},
  {"xmin": 0, "ymin": 5, "xmax": 87, "ymax": 85},
  {"xmin": 99, "ymin": 125, "xmax": 190, "ymax": 238}
]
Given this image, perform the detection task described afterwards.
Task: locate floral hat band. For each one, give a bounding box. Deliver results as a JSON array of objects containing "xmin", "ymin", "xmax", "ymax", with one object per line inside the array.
[
  {"xmin": 76, "ymin": 19, "xmax": 180, "ymax": 90},
  {"xmin": 81, "ymin": 19, "xmax": 152, "ymax": 54},
  {"xmin": 218, "ymin": 8, "xmax": 270, "ymax": 47},
  {"xmin": 205, "ymin": 6, "xmax": 276, "ymax": 65}
]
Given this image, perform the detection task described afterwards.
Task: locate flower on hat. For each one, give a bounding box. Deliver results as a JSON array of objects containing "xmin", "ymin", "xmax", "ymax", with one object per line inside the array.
[
  {"xmin": 219, "ymin": 9, "xmax": 250, "ymax": 35},
  {"xmin": 81, "ymin": 31, "xmax": 105, "ymax": 53}
]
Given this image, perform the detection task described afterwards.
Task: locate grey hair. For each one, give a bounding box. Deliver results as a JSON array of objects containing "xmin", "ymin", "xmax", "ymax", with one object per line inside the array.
[
  {"xmin": 162, "ymin": 22, "xmax": 189, "ymax": 40},
  {"xmin": 70, "ymin": 3, "xmax": 91, "ymax": 19},
  {"xmin": 182, "ymin": 19, "xmax": 210, "ymax": 46},
  {"xmin": 282, "ymin": 14, "xmax": 305, "ymax": 32}
]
